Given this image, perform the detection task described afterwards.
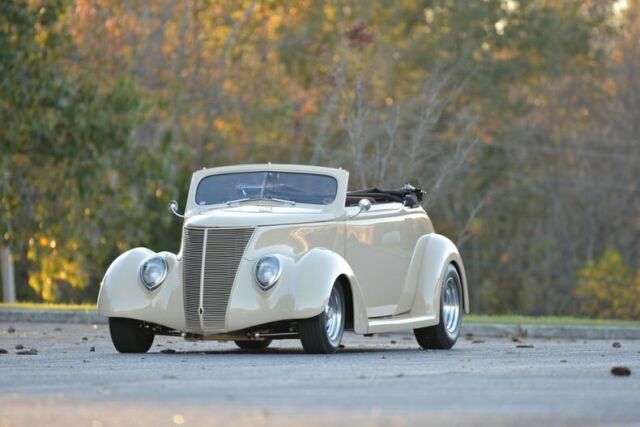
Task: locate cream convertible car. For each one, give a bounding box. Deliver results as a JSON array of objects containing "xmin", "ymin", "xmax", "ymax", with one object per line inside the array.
[{"xmin": 98, "ymin": 164, "xmax": 469, "ymax": 354}]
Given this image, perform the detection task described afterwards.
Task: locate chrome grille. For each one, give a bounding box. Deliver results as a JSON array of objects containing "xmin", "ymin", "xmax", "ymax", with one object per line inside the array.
[
  {"xmin": 182, "ymin": 226, "xmax": 254, "ymax": 333},
  {"xmin": 182, "ymin": 227, "xmax": 205, "ymax": 332},
  {"xmin": 202, "ymin": 228, "xmax": 254, "ymax": 330}
]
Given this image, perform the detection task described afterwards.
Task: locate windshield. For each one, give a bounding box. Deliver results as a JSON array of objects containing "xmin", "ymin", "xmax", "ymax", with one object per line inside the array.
[{"xmin": 195, "ymin": 171, "xmax": 338, "ymax": 206}]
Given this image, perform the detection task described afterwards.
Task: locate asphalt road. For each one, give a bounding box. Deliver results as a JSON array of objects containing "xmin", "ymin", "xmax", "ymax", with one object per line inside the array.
[{"xmin": 0, "ymin": 322, "xmax": 639, "ymax": 427}]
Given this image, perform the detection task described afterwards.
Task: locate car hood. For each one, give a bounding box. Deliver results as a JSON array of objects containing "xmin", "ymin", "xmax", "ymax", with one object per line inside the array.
[{"xmin": 184, "ymin": 205, "xmax": 338, "ymax": 228}]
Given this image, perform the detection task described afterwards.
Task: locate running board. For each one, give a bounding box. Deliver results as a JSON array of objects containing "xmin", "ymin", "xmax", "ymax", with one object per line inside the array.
[{"xmin": 366, "ymin": 314, "xmax": 438, "ymax": 334}]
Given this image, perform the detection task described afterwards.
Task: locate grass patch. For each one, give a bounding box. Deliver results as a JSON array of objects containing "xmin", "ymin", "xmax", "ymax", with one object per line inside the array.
[
  {"xmin": 0, "ymin": 302, "xmax": 96, "ymax": 311},
  {"xmin": 465, "ymin": 314, "xmax": 640, "ymax": 327}
]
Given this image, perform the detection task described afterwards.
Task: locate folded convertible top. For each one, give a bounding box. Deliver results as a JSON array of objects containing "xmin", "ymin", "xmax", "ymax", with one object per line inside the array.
[{"xmin": 346, "ymin": 185, "xmax": 424, "ymax": 208}]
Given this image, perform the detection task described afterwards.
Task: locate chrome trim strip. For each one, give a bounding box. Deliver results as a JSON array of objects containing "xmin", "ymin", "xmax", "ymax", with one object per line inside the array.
[{"xmin": 198, "ymin": 229, "xmax": 208, "ymax": 330}]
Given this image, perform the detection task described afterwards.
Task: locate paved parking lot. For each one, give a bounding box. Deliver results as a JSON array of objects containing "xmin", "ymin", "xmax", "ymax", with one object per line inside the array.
[{"xmin": 1, "ymin": 322, "xmax": 639, "ymax": 426}]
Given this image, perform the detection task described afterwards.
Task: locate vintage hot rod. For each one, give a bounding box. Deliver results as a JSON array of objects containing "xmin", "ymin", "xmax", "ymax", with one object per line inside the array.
[{"xmin": 98, "ymin": 164, "xmax": 468, "ymax": 354}]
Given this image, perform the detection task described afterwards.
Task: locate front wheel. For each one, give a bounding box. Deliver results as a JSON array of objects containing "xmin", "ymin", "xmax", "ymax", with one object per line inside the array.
[
  {"xmin": 414, "ymin": 264, "xmax": 463, "ymax": 350},
  {"xmin": 108, "ymin": 317, "xmax": 155, "ymax": 353},
  {"xmin": 299, "ymin": 282, "xmax": 345, "ymax": 354}
]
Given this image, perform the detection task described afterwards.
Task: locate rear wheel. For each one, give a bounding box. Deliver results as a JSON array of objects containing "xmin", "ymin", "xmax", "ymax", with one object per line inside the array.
[
  {"xmin": 234, "ymin": 339, "xmax": 272, "ymax": 350},
  {"xmin": 299, "ymin": 282, "xmax": 345, "ymax": 354},
  {"xmin": 108, "ymin": 317, "xmax": 155, "ymax": 353},
  {"xmin": 414, "ymin": 264, "xmax": 463, "ymax": 350}
]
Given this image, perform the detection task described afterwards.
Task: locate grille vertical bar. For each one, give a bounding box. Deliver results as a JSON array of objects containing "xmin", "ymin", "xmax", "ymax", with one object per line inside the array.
[
  {"xmin": 202, "ymin": 228, "xmax": 255, "ymax": 331},
  {"xmin": 182, "ymin": 227, "xmax": 205, "ymax": 332}
]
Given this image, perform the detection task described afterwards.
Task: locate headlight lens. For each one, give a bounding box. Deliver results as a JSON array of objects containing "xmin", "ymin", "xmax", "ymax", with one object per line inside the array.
[
  {"xmin": 254, "ymin": 255, "xmax": 281, "ymax": 290},
  {"xmin": 139, "ymin": 255, "xmax": 168, "ymax": 290}
]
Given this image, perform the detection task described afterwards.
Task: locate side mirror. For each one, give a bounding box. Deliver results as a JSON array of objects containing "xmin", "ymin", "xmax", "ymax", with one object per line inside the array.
[
  {"xmin": 349, "ymin": 198, "xmax": 372, "ymax": 219},
  {"xmin": 168, "ymin": 200, "xmax": 184, "ymax": 219},
  {"xmin": 358, "ymin": 198, "xmax": 372, "ymax": 213}
]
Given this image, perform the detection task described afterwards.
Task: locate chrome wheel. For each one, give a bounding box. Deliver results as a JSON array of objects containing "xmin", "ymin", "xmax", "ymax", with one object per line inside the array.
[
  {"xmin": 299, "ymin": 282, "xmax": 347, "ymax": 354},
  {"xmin": 442, "ymin": 275, "xmax": 461, "ymax": 338},
  {"xmin": 414, "ymin": 264, "xmax": 463, "ymax": 350},
  {"xmin": 324, "ymin": 285, "xmax": 345, "ymax": 346}
]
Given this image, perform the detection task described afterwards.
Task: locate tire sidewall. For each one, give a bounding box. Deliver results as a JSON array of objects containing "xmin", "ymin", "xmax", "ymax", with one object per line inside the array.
[
  {"xmin": 109, "ymin": 317, "xmax": 154, "ymax": 353},
  {"xmin": 299, "ymin": 281, "xmax": 346, "ymax": 354}
]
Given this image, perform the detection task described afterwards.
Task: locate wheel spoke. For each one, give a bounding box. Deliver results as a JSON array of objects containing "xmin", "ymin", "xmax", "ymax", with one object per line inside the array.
[
  {"xmin": 324, "ymin": 287, "xmax": 344, "ymax": 346},
  {"xmin": 442, "ymin": 277, "xmax": 460, "ymax": 336}
]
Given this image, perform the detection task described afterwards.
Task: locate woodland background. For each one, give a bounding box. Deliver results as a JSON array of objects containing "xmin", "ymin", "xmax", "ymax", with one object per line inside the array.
[{"xmin": 1, "ymin": 0, "xmax": 639, "ymax": 318}]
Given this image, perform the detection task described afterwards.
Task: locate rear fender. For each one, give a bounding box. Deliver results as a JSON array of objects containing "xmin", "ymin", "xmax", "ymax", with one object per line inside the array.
[{"xmin": 409, "ymin": 234, "xmax": 469, "ymax": 321}]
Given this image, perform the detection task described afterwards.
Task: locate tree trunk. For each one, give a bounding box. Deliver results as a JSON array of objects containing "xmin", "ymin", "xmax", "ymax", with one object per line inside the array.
[{"xmin": 0, "ymin": 245, "xmax": 16, "ymax": 303}]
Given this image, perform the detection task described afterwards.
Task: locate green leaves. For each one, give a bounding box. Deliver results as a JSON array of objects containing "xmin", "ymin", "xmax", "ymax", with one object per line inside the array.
[{"xmin": 0, "ymin": 1, "xmax": 176, "ymax": 302}]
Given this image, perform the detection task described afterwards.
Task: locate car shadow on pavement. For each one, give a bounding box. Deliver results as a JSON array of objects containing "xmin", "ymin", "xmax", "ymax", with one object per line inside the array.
[{"xmin": 147, "ymin": 347, "xmax": 420, "ymax": 356}]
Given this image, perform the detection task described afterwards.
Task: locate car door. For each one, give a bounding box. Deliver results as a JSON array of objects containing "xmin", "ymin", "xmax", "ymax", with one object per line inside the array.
[{"xmin": 345, "ymin": 202, "xmax": 421, "ymax": 317}]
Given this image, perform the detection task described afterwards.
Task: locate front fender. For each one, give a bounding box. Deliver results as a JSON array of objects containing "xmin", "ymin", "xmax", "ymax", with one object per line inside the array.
[
  {"xmin": 225, "ymin": 248, "xmax": 368, "ymax": 333},
  {"xmin": 408, "ymin": 233, "xmax": 469, "ymax": 321},
  {"xmin": 97, "ymin": 247, "xmax": 186, "ymax": 331}
]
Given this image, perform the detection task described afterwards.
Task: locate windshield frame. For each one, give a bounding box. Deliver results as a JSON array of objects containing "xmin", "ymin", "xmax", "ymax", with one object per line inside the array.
[
  {"xmin": 194, "ymin": 171, "xmax": 339, "ymax": 208},
  {"xmin": 185, "ymin": 164, "xmax": 349, "ymax": 218}
]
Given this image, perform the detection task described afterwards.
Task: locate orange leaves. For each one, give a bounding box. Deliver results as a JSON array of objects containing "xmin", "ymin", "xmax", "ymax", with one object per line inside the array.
[
  {"xmin": 38, "ymin": 236, "xmax": 49, "ymax": 248},
  {"xmin": 213, "ymin": 118, "xmax": 226, "ymax": 131}
]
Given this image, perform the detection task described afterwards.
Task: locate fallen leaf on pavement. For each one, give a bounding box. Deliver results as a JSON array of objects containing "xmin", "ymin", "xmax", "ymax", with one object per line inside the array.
[
  {"xmin": 7, "ymin": 327, "xmax": 15, "ymax": 333},
  {"xmin": 611, "ymin": 366, "xmax": 631, "ymax": 377},
  {"xmin": 0, "ymin": 349, "xmax": 8, "ymax": 354},
  {"xmin": 612, "ymin": 342, "xmax": 621, "ymax": 348},
  {"xmin": 15, "ymin": 344, "xmax": 24, "ymax": 350},
  {"xmin": 160, "ymin": 348, "xmax": 177, "ymax": 354},
  {"xmin": 16, "ymin": 349, "xmax": 38, "ymax": 355},
  {"xmin": 516, "ymin": 344, "xmax": 534, "ymax": 348},
  {"xmin": 472, "ymin": 339, "xmax": 485, "ymax": 344}
]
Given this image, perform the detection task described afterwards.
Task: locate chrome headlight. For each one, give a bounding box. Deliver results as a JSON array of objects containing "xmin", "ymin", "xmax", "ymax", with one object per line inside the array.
[
  {"xmin": 254, "ymin": 255, "xmax": 281, "ymax": 290},
  {"xmin": 139, "ymin": 255, "xmax": 168, "ymax": 290}
]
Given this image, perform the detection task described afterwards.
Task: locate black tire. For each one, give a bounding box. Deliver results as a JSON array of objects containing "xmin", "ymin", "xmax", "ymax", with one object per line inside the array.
[
  {"xmin": 414, "ymin": 264, "xmax": 463, "ymax": 350},
  {"xmin": 234, "ymin": 339, "xmax": 272, "ymax": 350},
  {"xmin": 108, "ymin": 317, "xmax": 155, "ymax": 353},
  {"xmin": 299, "ymin": 282, "xmax": 345, "ymax": 354}
]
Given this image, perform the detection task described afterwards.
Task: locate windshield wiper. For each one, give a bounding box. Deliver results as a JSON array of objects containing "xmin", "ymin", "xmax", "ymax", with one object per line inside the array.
[
  {"xmin": 265, "ymin": 197, "xmax": 296, "ymax": 206},
  {"xmin": 225, "ymin": 197, "xmax": 259, "ymax": 205},
  {"xmin": 225, "ymin": 196, "xmax": 296, "ymax": 206}
]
